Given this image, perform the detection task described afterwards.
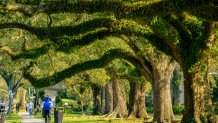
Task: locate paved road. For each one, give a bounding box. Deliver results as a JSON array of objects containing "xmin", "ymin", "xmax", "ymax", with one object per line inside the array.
[{"xmin": 19, "ymin": 112, "xmax": 44, "ymax": 123}]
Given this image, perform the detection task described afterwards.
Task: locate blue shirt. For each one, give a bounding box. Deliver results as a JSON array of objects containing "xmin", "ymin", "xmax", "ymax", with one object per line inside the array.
[{"xmin": 42, "ymin": 97, "xmax": 53, "ymax": 110}]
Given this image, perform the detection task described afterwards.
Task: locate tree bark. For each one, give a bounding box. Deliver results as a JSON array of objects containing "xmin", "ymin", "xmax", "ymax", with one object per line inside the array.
[
  {"xmin": 112, "ymin": 76, "xmax": 128, "ymax": 118},
  {"xmin": 181, "ymin": 22, "xmax": 217, "ymax": 123},
  {"xmin": 8, "ymin": 95, "xmax": 14, "ymax": 115},
  {"xmin": 181, "ymin": 66, "xmax": 216, "ymax": 123},
  {"xmin": 128, "ymin": 82, "xmax": 148, "ymax": 120},
  {"xmin": 105, "ymin": 80, "xmax": 113, "ymax": 114},
  {"xmin": 151, "ymin": 54, "xmax": 175, "ymax": 123},
  {"xmin": 18, "ymin": 88, "xmax": 26, "ymax": 110},
  {"xmin": 101, "ymin": 86, "xmax": 105, "ymax": 114},
  {"xmin": 7, "ymin": 79, "xmax": 13, "ymax": 115},
  {"xmin": 106, "ymin": 76, "xmax": 128, "ymax": 118},
  {"xmin": 92, "ymin": 84, "xmax": 101, "ymax": 115}
]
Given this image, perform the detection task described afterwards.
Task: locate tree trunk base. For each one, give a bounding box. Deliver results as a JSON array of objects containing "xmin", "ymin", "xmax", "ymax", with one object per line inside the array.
[
  {"xmin": 106, "ymin": 108, "xmax": 118, "ymax": 118},
  {"xmin": 127, "ymin": 113, "xmax": 137, "ymax": 120}
]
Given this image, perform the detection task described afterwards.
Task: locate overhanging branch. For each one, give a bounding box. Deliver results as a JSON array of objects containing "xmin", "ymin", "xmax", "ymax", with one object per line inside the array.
[
  {"xmin": 0, "ymin": 46, "xmax": 16, "ymax": 57},
  {"xmin": 1, "ymin": 0, "xmax": 218, "ymax": 20},
  {"xmin": 24, "ymin": 48, "xmax": 148, "ymax": 88},
  {"xmin": 0, "ymin": 19, "xmax": 161, "ymax": 61}
]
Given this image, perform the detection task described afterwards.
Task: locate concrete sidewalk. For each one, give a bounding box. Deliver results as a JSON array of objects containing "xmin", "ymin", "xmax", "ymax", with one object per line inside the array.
[{"xmin": 19, "ymin": 112, "xmax": 44, "ymax": 123}]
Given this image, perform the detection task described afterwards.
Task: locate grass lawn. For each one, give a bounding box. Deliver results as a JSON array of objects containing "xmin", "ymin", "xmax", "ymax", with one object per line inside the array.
[
  {"xmin": 8, "ymin": 111, "xmax": 218, "ymax": 123},
  {"xmin": 5, "ymin": 113, "xmax": 22, "ymax": 123},
  {"xmin": 35, "ymin": 112, "xmax": 144, "ymax": 123}
]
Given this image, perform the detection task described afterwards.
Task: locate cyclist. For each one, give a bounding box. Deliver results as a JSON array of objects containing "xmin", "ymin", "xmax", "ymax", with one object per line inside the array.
[{"xmin": 42, "ymin": 94, "xmax": 53, "ymax": 123}]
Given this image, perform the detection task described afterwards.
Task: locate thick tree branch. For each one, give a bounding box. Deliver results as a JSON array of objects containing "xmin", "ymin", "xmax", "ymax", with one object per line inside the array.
[
  {"xmin": 1, "ymin": 0, "xmax": 218, "ymax": 20},
  {"xmin": 12, "ymin": 44, "xmax": 50, "ymax": 60},
  {"xmin": 0, "ymin": 23, "xmax": 35, "ymax": 33},
  {"xmin": 0, "ymin": 68, "xmax": 9, "ymax": 79},
  {"xmin": 2, "ymin": 1, "xmax": 165, "ymax": 17},
  {"xmin": 1, "ymin": 19, "xmax": 164, "ymax": 60},
  {"xmin": 0, "ymin": 68, "xmax": 13, "ymax": 88},
  {"xmin": 24, "ymin": 48, "xmax": 147, "ymax": 88},
  {"xmin": 143, "ymin": 17, "xmax": 181, "ymax": 64},
  {"xmin": 161, "ymin": 14, "xmax": 193, "ymax": 65},
  {"xmin": 119, "ymin": 35, "xmax": 153, "ymax": 82},
  {"xmin": 0, "ymin": 46, "xmax": 16, "ymax": 56},
  {"xmin": 0, "ymin": 18, "xmax": 114, "ymax": 39},
  {"xmin": 12, "ymin": 70, "xmax": 24, "ymax": 92},
  {"xmin": 120, "ymin": 74, "xmax": 144, "ymax": 82},
  {"xmin": 163, "ymin": 14, "xmax": 192, "ymax": 42},
  {"xmin": 21, "ymin": 36, "xmax": 27, "ymax": 52}
]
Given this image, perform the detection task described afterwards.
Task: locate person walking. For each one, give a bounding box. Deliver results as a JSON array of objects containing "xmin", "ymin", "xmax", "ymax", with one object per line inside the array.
[
  {"xmin": 28, "ymin": 101, "xmax": 34, "ymax": 117},
  {"xmin": 42, "ymin": 94, "xmax": 53, "ymax": 123}
]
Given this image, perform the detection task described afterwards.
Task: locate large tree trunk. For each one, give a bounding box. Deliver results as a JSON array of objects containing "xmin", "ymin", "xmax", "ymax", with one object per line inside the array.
[
  {"xmin": 181, "ymin": 67, "xmax": 216, "ymax": 123},
  {"xmin": 92, "ymin": 84, "xmax": 101, "ymax": 115},
  {"xmin": 181, "ymin": 70, "xmax": 200, "ymax": 123},
  {"xmin": 181, "ymin": 22, "xmax": 217, "ymax": 123},
  {"xmin": 105, "ymin": 80, "xmax": 113, "ymax": 114},
  {"xmin": 107, "ymin": 76, "xmax": 128, "ymax": 118},
  {"xmin": 151, "ymin": 54, "xmax": 175, "ymax": 123},
  {"xmin": 128, "ymin": 82, "xmax": 148, "ymax": 120},
  {"xmin": 8, "ymin": 95, "xmax": 14, "ymax": 115},
  {"xmin": 18, "ymin": 88, "xmax": 26, "ymax": 110},
  {"xmin": 112, "ymin": 76, "xmax": 128, "ymax": 118},
  {"xmin": 101, "ymin": 86, "xmax": 105, "ymax": 114},
  {"xmin": 7, "ymin": 80, "xmax": 13, "ymax": 115}
]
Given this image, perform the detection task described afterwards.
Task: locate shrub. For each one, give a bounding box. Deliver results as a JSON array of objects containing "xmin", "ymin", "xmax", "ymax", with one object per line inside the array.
[
  {"xmin": 146, "ymin": 105, "xmax": 184, "ymax": 114},
  {"xmin": 214, "ymin": 105, "xmax": 218, "ymax": 114},
  {"xmin": 61, "ymin": 99, "xmax": 91, "ymax": 113},
  {"xmin": 146, "ymin": 106, "xmax": 153, "ymax": 113},
  {"xmin": 173, "ymin": 105, "xmax": 184, "ymax": 114},
  {"xmin": 55, "ymin": 95, "xmax": 62, "ymax": 106}
]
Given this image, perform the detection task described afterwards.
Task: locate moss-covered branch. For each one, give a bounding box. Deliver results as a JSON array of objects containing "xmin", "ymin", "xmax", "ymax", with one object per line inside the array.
[
  {"xmin": 2, "ymin": 1, "xmax": 165, "ymax": 17},
  {"xmin": 161, "ymin": 14, "xmax": 193, "ymax": 64},
  {"xmin": 119, "ymin": 35, "xmax": 153, "ymax": 80},
  {"xmin": 0, "ymin": 18, "xmax": 114, "ymax": 39},
  {"xmin": 11, "ymin": 44, "xmax": 51, "ymax": 60},
  {"xmin": 141, "ymin": 17, "xmax": 181, "ymax": 63},
  {"xmin": 0, "ymin": 46, "xmax": 16, "ymax": 57},
  {"xmin": 0, "ymin": 68, "xmax": 10, "ymax": 81},
  {"xmin": 1, "ymin": 0, "xmax": 218, "ymax": 20},
  {"xmin": 1, "ymin": 18, "xmax": 170, "ymax": 61},
  {"xmin": 0, "ymin": 68, "xmax": 12, "ymax": 87},
  {"xmin": 24, "ymin": 48, "xmax": 150, "ymax": 88}
]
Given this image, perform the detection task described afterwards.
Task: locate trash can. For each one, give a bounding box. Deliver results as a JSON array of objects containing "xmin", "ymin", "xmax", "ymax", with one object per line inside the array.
[{"xmin": 54, "ymin": 107, "xmax": 64, "ymax": 123}]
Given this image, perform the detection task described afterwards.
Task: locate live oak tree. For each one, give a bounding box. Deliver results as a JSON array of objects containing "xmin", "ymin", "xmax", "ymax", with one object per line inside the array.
[
  {"xmin": 1, "ymin": 0, "xmax": 218, "ymax": 122},
  {"xmin": 86, "ymin": 69, "xmax": 110, "ymax": 115},
  {"xmin": 0, "ymin": 13, "xmax": 214, "ymax": 122},
  {"xmin": 122, "ymin": 36, "xmax": 176, "ymax": 122},
  {"xmin": 0, "ymin": 35, "xmax": 30, "ymax": 115},
  {"xmin": 0, "ymin": 68, "xmax": 23, "ymax": 115},
  {"xmin": 116, "ymin": 60, "xmax": 151, "ymax": 120},
  {"xmin": 69, "ymin": 74, "xmax": 92, "ymax": 115},
  {"xmin": 105, "ymin": 63, "xmax": 128, "ymax": 118},
  {"xmin": 118, "ymin": 35, "xmax": 179, "ymax": 122},
  {"xmin": 0, "ymin": 57, "xmax": 33, "ymax": 115}
]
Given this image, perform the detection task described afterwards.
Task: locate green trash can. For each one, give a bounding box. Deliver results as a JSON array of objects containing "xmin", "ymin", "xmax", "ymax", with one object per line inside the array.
[{"xmin": 54, "ymin": 107, "xmax": 64, "ymax": 123}]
